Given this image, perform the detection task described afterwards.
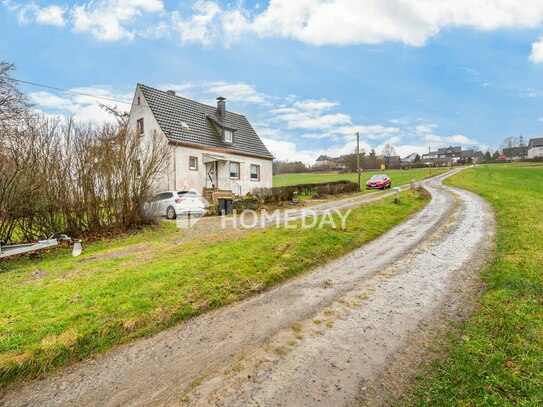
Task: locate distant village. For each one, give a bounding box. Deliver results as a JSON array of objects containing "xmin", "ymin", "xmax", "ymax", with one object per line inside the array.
[{"xmin": 273, "ymin": 137, "xmax": 543, "ymax": 175}]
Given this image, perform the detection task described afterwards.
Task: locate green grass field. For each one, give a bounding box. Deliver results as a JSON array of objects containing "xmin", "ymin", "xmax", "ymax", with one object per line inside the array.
[
  {"xmin": 272, "ymin": 167, "xmax": 449, "ymax": 187},
  {"xmin": 0, "ymin": 189, "xmax": 429, "ymax": 388},
  {"xmin": 408, "ymin": 164, "xmax": 543, "ymax": 405}
]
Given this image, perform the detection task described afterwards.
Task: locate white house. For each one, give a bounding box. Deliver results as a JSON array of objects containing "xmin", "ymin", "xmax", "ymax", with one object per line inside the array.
[
  {"xmin": 128, "ymin": 84, "xmax": 274, "ymax": 201},
  {"xmin": 314, "ymin": 155, "xmax": 337, "ymax": 167},
  {"xmin": 527, "ymin": 137, "xmax": 543, "ymax": 159}
]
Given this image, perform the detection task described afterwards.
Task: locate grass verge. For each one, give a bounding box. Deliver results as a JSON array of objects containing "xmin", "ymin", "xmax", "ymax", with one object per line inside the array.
[
  {"xmin": 273, "ymin": 167, "xmax": 449, "ymax": 187},
  {"xmin": 0, "ymin": 189, "xmax": 429, "ymax": 388},
  {"xmin": 407, "ymin": 164, "xmax": 543, "ymax": 405}
]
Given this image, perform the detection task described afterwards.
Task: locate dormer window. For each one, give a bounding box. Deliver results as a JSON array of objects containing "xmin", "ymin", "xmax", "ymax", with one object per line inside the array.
[{"xmin": 224, "ymin": 129, "xmax": 233, "ymax": 143}]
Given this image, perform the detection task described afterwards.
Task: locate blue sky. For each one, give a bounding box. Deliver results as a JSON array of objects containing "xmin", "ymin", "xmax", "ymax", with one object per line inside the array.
[{"xmin": 2, "ymin": 0, "xmax": 543, "ymax": 163}]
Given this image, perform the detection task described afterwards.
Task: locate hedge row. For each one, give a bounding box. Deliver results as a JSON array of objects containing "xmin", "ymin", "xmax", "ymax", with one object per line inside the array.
[{"xmin": 251, "ymin": 180, "xmax": 359, "ymax": 204}]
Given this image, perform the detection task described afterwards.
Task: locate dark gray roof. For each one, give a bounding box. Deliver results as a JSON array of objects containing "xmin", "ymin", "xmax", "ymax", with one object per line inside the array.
[
  {"xmin": 438, "ymin": 146, "xmax": 462, "ymax": 154},
  {"xmin": 139, "ymin": 84, "xmax": 273, "ymax": 159},
  {"xmin": 529, "ymin": 137, "xmax": 543, "ymax": 148},
  {"xmin": 316, "ymin": 155, "xmax": 335, "ymax": 161},
  {"xmin": 460, "ymin": 149, "xmax": 475, "ymax": 158}
]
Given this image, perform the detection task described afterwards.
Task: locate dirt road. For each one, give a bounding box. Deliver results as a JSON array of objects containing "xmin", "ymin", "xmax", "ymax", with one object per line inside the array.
[{"xmin": 1, "ymin": 169, "xmax": 495, "ymax": 406}]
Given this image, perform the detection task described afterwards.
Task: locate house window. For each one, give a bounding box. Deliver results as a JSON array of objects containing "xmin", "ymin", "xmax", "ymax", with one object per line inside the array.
[
  {"xmin": 189, "ymin": 156, "xmax": 198, "ymax": 171},
  {"xmin": 137, "ymin": 118, "xmax": 144, "ymax": 136},
  {"xmin": 229, "ymin": 162, "xmax": 240, "ymax": 179},
  {"xmin": 250, "ymin": 164, "xmax": 260, "ymax": 181},
  {"xmin": 224, "ymin": 129, "xmax": 233, "ymax": 143},
  {"xmin": 137, "ymin": 96, "xmax": 141, "ymax": 105}
]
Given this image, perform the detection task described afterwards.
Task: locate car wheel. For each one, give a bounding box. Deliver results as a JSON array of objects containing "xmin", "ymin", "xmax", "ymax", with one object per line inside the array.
[
  {"xmin": 389, "ymin": 183, "xmax": 392, "ymax": 189},
  {"xmin": 166, "ymin": 206, "xmax": 177, "ymax": 220}
]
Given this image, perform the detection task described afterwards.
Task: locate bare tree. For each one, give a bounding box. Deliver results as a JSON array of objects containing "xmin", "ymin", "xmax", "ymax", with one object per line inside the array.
[
  {"xmin": 501, "ymin": 136, "xmax": 519, "ymax": 160},
  {"xmin": 382, "ymin": 144, "xmax": 397, "ymax": 158},
  {"xmin": 0, "ymin": 61, "xmax": 29, "ymax": 128}
]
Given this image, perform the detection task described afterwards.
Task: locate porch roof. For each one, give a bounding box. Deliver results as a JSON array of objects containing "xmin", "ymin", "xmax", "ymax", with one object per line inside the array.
[{"xmin": 202, "ymin": 153, "xmax": 245, "ymax": 163}]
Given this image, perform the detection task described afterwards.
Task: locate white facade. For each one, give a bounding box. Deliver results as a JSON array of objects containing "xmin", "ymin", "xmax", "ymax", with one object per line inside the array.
[
  {"xmin": 127, "ymin": 85, "xmax": 273, "ymax": 196},
  {"xmin": 172, "ymin": 146, "xmax": 272, "ymax": 195},
  {"xmin": 528, "ymin": 146, "xmax": 543, "ymax": 159}
]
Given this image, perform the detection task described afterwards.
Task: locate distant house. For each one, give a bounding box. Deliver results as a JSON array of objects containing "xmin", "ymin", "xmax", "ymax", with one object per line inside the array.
[
  {"xmin": 422, "ymin": 146, "xmax": 482, "ymax": 165},
  {"xmin": 460, "ymin": 149, "xmax": 484, "ymax": 163},
  {"xmin": 422, "ymin": 146, "xmax": 461, "ymax": 165},
  {"xmin": 402, "ymin": 153, "xmax": 419, "ymax": 163},
  {"xmin": 314, "ymin": 155, "xmax": 337, "ymax": 168},
  {"xmin": 128, "ymin": 84, "xmax": 273, "ymax": 199},
  {"xmin": 527, "ymin": 137, "xmax": 543, "ymax": 159},
  {"xmin": 383, "ymin": 155, "xmax": 401, "ymax": 169},
  {"xmin": 502, "ymin": 146, "xmax": 528, "ymax": 161}
]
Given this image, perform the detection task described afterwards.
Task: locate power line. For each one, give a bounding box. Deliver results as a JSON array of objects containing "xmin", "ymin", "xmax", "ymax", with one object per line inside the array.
[{"xmin": 3, "ymin": 76, "xmax": 134, "ymax": 107}]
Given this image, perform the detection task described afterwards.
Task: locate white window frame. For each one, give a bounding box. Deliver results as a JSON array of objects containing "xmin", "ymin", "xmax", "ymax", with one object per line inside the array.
[
  {"xmin": 250, "ymin": 164, "xmax": 260, "ymax": 181},
  {"xmin": 224, "ymin": 129, "xmax": 233, "ymax": 143},
  {"xmin": 229, "ymin": 161, "xmax": 240, "ymax": 179},
  {"xmin": 189, "ymin": 156, "xmax": 198, "ymax": 171}
]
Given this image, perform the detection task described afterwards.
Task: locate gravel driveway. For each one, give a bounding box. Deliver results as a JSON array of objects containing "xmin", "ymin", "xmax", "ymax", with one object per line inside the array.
[{"xmin": 1, "ymin": 168, "xmax": 495, "ymax": 406}]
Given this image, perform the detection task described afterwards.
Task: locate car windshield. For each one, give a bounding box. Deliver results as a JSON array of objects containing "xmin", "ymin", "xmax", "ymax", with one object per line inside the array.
[
  {"xmin": 178, "ymin": 191, "xmax": 198, "ymax": 197},
  {"xmin": 370, "ymin": 175, "xmax": 385, "ymax": 180}
]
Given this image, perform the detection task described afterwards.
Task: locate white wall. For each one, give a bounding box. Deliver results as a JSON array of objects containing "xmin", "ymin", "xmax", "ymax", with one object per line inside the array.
[
  {"xmin": 173, "ymin": 145, "xmax": 273, "ymax": 195},
  {"xmin": 127, "ymin": 85, "xmax": 176, "ymax": 192},
  {"xmin": 528, "ymin": 146, "xmax": 543, "ymax": 158}
]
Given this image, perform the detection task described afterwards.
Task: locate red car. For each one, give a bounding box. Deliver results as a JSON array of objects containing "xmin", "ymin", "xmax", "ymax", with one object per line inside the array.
[{"xmin": 366, "ymin": 174, "xmax": 391, "ymax": 190}]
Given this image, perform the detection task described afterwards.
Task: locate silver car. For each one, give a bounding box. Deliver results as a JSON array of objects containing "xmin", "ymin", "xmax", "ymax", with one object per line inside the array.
[{"xmin": 144, "ymin": 191, "xmax": 207, "ymax": 220}]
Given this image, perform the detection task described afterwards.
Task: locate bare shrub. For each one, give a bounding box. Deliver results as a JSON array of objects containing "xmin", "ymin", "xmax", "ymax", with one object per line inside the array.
[{"xmin": 0, "ymin": 113, "xmax": 169, "ymax": 243}]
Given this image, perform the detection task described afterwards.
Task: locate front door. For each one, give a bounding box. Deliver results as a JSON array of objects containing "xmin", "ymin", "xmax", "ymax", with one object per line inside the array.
[{"xmin": 206, "ymin": 161, "xmax": 217, "ymax": 189}]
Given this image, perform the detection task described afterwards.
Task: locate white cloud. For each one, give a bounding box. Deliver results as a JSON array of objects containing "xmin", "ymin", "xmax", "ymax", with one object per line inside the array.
[
  {"xmin": 293, "ymin": 99, "xmax": 339, "ymax": 111},
  {"xmin": 36, "ymin": 5, "xmax": 66, "ymax": 26},
  {"xmin": 72, "ymin": 0, "xmax": 164, "ymax": 41},
  {"xmin": 448, "ymin": 134, "xmax": 477, "ymax": 145},
  {"xmin": 280, "ymin": 112, "xmax": 352, "ymax": 130},
  {"xmin": 28, "ymin": 86, "xmax": 133, "ymax": 123},
  {"xmin": 268, "ymin": 97, "xmax": 352, "ymax": 131},
  {"xmin": 358, "ymin": 125, "xmax": 400, "ymax": 140},
  {"xmin": 204, "ymin": 82, "xmax": 270, "ymax": 105},
  {"xmin": 530, "ymin": 37, "xmax": 543, "ymax": 63},
  {"xmin": 161, "ymin": 0, "xmax": 543, "ymax": 51},
  {"xmin": 6, "ymin": 0, "xmax": 543, "ymax": 64},
  {"xmin": 415, "ymin": 123, "xmax": 437, "ymax": 134},
  {"xmin": 172, "ymin": 0, "xmax": 221, "ymax": 45},
  {"xmin": 261, "ymin": 138, "xmax": 318, "ymax": 164},
  {"xmin": 3, "ymin": 1, "xmax": 66, "ymax": 26}
]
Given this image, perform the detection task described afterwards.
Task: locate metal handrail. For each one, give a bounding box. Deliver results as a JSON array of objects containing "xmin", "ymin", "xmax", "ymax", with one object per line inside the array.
[
  {"xmin": 230, "ymin": 179, "xmax": 241, "ymax": 196},
  {"xmin": 203, "ymin": 177, "xmax": 242, "ymax": 196}
]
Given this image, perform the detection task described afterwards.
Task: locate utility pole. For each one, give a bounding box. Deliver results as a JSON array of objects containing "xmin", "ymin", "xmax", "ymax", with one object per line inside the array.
[
  {"xmin": 429, "ymin": 146, "xmax": 432, "ymax": 175},
  {"xmin": 356, "ymin": 132, "xmax": 361, "ymax": 190}
]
